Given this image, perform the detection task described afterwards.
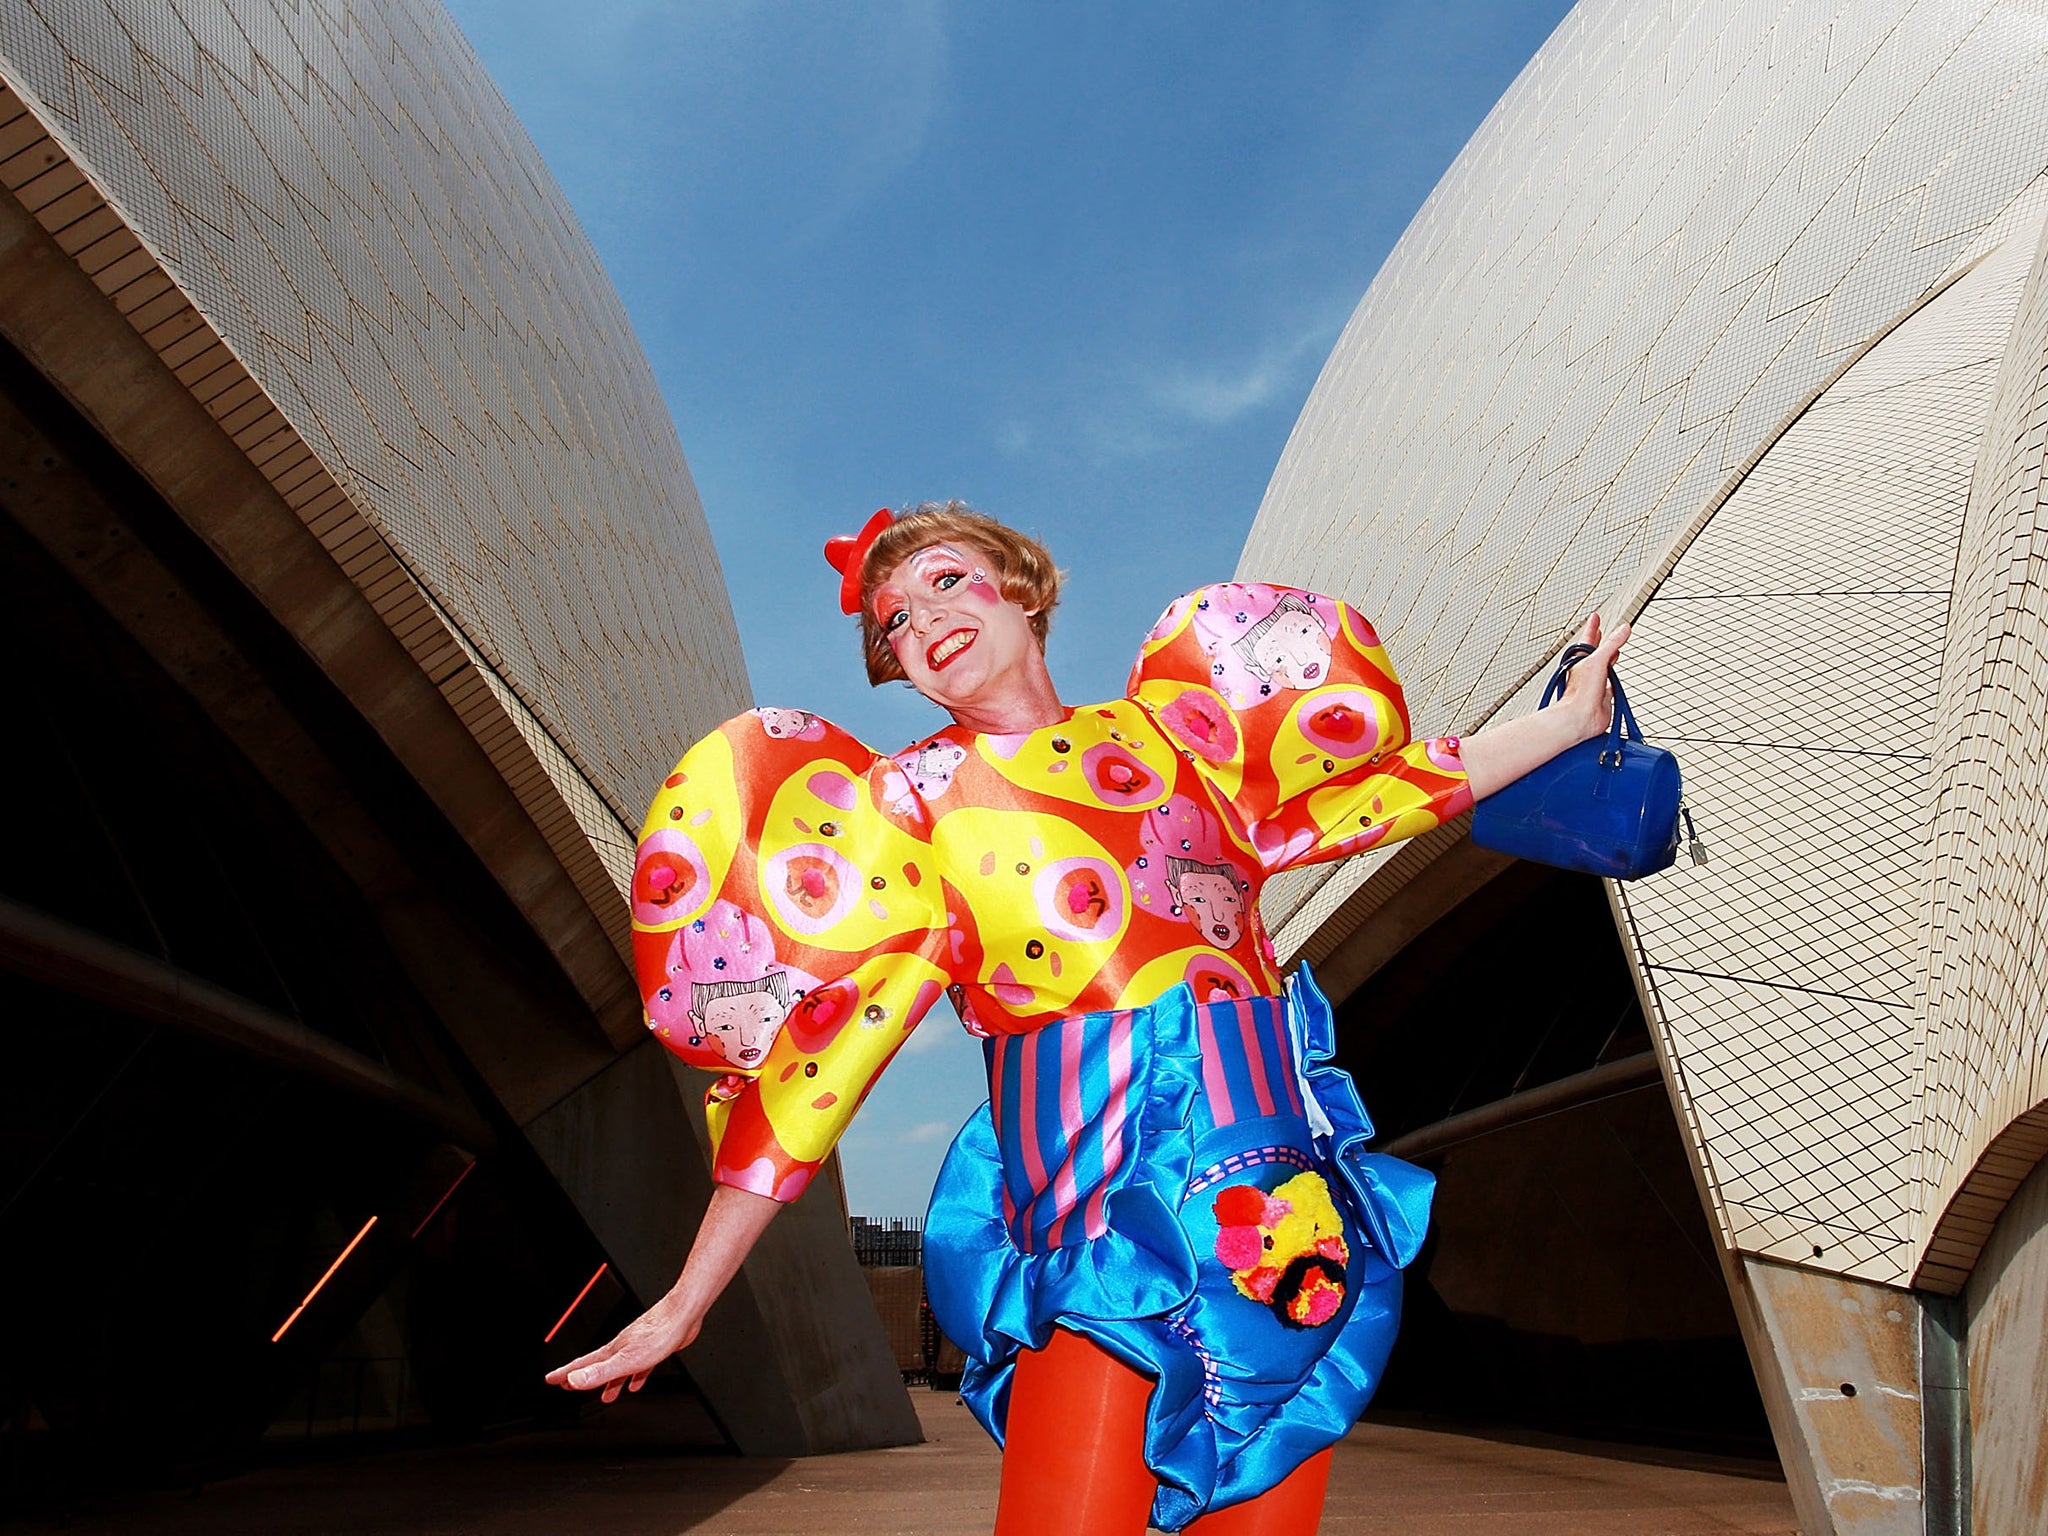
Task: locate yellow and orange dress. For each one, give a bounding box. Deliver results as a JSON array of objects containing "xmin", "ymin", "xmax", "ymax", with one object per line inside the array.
[{"xmin": 631, "ymin": 583, "xmax": 1469, "ymax": 1529}]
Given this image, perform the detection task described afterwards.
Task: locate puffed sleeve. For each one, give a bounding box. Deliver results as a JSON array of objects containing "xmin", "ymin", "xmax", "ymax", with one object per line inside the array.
[
  {"xmin": 631, "ymin": 708, "xmax": 952, "ymax": 1203},
  {"xmin": 1126, "ymin": 583, "xmax": 1473, "ymax": 873}
]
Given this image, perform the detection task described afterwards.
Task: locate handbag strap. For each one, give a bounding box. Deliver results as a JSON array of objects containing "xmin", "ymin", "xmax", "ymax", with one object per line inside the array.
[{"xmin": 1538, "ymin": 642, "xmax": 1642, "ymax": 753}]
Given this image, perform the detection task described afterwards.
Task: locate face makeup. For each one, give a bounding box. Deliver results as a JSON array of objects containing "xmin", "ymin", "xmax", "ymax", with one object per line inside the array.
[{"xmin": 872, "ymin": 543, "xmax": 1055, "ymax": 730}]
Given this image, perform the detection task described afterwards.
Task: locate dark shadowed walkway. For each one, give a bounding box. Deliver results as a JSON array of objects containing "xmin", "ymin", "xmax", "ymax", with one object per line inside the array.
[{"xmin": 4, "ymin": 1392, "xmax": 1797, "ymax": 1535}]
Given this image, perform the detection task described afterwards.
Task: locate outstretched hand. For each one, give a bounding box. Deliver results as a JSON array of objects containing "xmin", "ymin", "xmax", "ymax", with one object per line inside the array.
[
  {"xmin": 543, "ymin": 1181, "xmax": 782, "ymax": 1407},
  {"xmin": 545, "ymin": 1297, "xmax": 698, "ymax": 1404},
  {"xmin": 1557, "ymin": 612, "xmax": 1631, "ymax": 747},
  {"xmin": 1458, "ymin": 612, "xmax": 1634, "ymax": 801}
]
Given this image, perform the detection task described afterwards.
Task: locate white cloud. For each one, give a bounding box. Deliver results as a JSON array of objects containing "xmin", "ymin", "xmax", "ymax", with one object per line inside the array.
[
  {"xmin": 1146, "ymin": 319, "xmax": 1338, "ymax": 427},
  {"xmin": 1056, "ymin": 305, "xmax": 1354, "ymax": 463},
  {"xmin": 899, "ymin": 1119, "xmax": 954, "ymax": 1144},
  {"xmin": 523, "ymin": 0, "xmax": 951, "ymax": 239},
  {"xmin": 811, "ymin": 1, "xmax": 950, "ymax": 232}
]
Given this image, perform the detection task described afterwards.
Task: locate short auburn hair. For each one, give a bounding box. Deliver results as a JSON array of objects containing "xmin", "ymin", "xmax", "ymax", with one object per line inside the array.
[{"xmin": 858, "ymin": 501, "xmax": 1063, "ymax": 685}]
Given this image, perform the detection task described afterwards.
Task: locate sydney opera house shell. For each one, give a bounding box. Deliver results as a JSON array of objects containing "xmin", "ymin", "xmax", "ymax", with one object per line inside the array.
[
  {"xmin": 1241, "ymin": 1, "xmax": 2048, "ymax": 1531},
  {"xmin": 0, "ymin": 0, "xmax": 914, "ymax": 1484}
]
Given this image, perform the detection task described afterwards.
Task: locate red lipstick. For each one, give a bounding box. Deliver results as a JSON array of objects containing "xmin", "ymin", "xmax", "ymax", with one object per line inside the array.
[{"xmin": 928, "ymin": 627, "xmax": 976, "ymax": 671}]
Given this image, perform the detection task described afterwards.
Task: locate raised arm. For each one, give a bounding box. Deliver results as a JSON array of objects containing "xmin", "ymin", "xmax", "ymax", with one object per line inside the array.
[
  {"xmin": 1457, "ymin": 614, "xmax": 1630, "ymax": 800},
  {"xmin": 1128, "ymin": 586, "xmax": 1631, "ymax": 872},
  {"xmin": 1128, "ymin": 584, "xmax": 1474, "ymax": 871}
]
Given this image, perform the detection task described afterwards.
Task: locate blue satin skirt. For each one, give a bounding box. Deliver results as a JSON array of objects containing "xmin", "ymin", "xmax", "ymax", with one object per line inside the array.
[{"xmin": 924, "ymin": 964, "xmax": 1435, "ymax": 1531}]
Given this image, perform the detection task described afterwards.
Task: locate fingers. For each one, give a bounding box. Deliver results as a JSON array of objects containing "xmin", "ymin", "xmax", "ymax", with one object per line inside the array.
[
  {"xmin": 545, "ymin": 1342, "xmax": 613, "ymax": 1386},
  {"xmin": 549, "ymin": 1325, "xmax": 683, "ymax": 1394},
  {"xmin": 1574, "ymin": 615, "xmax": 1629, "ymax": 671},
  {"xmin": 561, "ymin": 1354, "xmax": 642, "ymax": 1395},
  {"xmin": 569, "ymin": 1342, "xmax": 662, "ymax": 1391},
  {"xmin": 598, "ymin": 1367, "xmax": 652, "ymax": 1403},
  {"xmin": 1575, "ymin": 614, "xmax": 1633, "ymax": 662},
  {"xmin": 547, "ymin": 1337, "xmax": 639, "ymax": 1393}
]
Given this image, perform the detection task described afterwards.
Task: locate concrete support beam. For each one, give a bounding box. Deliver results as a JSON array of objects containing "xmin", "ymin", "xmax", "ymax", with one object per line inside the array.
[
  {"xmin": 1382, "ymin": 1051, "xmax": 1662, "ymax": 1160},
  {"xmin": 526, "ymin": 1041, "xmax": 921, "ymax": 1455},
  {"xmin": 1301, "ymin": 834, "xmax": 1529, "ymax": 1006},
  {"xmin": 1728, "ymin": 1257, "xmax": 1925, "ymax": 1535},
  {"xmin": 1965, "ymin": 1152, "xmax": 2048, "ymax": 1536}
]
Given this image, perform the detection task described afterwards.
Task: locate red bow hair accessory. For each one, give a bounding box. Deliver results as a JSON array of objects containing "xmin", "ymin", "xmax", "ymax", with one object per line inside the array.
[{"xmin": 823, "ymin": 507, "xmax": 895, "ymax": 615}]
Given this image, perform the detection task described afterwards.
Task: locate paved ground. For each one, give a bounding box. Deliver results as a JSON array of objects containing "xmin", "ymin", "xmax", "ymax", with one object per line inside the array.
[{"xmin": 8, "ymin": 1392, "xmax": 1797, "ymax": 1534}]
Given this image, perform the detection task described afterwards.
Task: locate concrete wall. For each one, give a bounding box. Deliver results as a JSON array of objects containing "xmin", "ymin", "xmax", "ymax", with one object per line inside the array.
[{"xmin": 1966, "ymin": 1155, "xmax": 2048, "ymax": 1535}]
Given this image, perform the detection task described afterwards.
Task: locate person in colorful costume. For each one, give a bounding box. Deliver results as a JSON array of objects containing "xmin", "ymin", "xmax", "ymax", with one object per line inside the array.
[{"xmin": 550, "ymin": 503, "xmax": 1627, "ymax": 1534}]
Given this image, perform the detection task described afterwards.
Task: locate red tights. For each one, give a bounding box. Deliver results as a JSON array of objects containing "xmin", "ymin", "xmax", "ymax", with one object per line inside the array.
[{"xmin": 994, "ymin": 1328, "xmax": 1333, "ymax": 1536}]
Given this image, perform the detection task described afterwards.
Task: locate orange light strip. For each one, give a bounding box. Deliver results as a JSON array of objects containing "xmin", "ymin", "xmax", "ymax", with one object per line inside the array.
[
  {"xmin": 271, "ymin": 1215, "xmax": 378, "ymax": 1343},
  {"xmin": 544, "ymin": 1262, "xmax": 609, "ymax": 1344},
  {"xmin": 410, "ymin": 1160, "xmax": 476, "ymax": 1239}
]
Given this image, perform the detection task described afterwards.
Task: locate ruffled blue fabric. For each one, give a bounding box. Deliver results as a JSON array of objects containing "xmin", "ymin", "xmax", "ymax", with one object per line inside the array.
[
  {"xmin": 924, "ymin": 965, "xmax": 1435, "ymax": 1531},
  {"xmin": 1286, "ymin": 964, "xmax": 1436, "ymax": 1271}
]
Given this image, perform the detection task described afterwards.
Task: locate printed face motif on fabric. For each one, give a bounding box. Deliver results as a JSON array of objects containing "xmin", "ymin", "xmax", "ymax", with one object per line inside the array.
[
  {"xmin": 645, "ymin": 898, "xmax": 821, "ymax": 1068},
  {"xmin": 757, "ymin": 706, "xmax": 825, "ymax": 741},
  {"xmin": 1185, "ymin": 586, "xmax": 1345, "ymax": 710},
  {"xmin": 898, "ymin": 740, "xmax": 969, "ymax": 800},
  {"xmin": 1212, "ymin": 1171, "xmax": 1351, "ymax": 1329},
  {"xmin": 1242, "ymin": 601, "xmax": 1332, "ymax": 691},
  {"xmin": 632, "ymin": 583, "xmax": 1476, "ymax": 1202},
  {"xmin": 1126, "ymin": 794, "xmax": 1251, "ymax": 951},
  {"xmin": 692, "ymin": 976, "xmax": 787, "ymax": 1065},
  {"xmin": 1172, "ymin": 866, "xmax": 1245, "ymax": 948}
]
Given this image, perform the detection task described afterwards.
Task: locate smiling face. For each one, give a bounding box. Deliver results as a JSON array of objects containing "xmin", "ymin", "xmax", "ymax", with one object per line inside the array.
[
  {"xmin": 872, "ymin": 543, "xmax": 1050, "ymax": 723},
  {"xmin": 1251, "ymin": 612, "xmax": 1333, "ymax": 690}
]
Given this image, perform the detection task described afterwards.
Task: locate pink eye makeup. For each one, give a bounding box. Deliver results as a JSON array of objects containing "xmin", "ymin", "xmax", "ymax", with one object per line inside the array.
[
  {"xmin": 909, "ymin": 547, "xmax": 1002, "ymax": 606},
  {"xmin": 908, "ymin": 546, "xmax": 973, "ymax": 588},
  {"xmin": 875, "ymin": 544, "xmax": 1005, "ymax": 649},
  {"xmin": 873, "ymin": 588, "xmax": 910, "ymax": 632}
]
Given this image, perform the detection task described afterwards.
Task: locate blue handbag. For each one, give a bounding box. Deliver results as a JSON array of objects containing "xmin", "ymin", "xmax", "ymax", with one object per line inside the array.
[{"xmin": 1469, "ymin": 644, "xmax": 1702, "ymax": 880}]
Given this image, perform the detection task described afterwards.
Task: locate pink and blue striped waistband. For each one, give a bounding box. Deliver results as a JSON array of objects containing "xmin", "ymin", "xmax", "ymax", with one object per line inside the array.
[{"xmin": 985, "ymin": 991, "xmax": 1306, "ymax": 1254}]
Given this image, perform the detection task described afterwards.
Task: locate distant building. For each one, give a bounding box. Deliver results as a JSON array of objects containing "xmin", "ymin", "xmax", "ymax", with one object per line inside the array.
[
  {"xmin": 1242, "ymin": 1, "xmax": 2048, "ymax": 1530},
  {"xmin": 0, "ymin": 0, "xmax": 912, "ymax": 1490}
]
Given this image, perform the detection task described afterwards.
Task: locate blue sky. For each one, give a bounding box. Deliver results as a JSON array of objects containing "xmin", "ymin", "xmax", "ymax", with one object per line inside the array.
[{"xmin": 442, "ymin": 0, "xmax": 1575, "ymax": 1215}]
